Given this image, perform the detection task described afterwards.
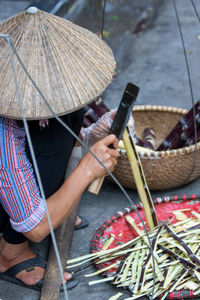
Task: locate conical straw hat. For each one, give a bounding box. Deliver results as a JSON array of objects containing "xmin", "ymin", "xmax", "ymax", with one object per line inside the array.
[{"xmin": 0, "ymin": 7, "xmax": 116, "ymax": 120}]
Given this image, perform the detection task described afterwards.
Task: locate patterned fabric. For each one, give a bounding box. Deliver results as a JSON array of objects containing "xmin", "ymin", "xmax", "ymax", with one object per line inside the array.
[{"xmin": 0, "ymin": 117, "xmax": 46, "ymax": 232}]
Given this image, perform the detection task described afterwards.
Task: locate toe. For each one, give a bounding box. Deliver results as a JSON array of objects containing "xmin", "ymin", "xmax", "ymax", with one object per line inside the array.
[
  {"xmin": 75, "ymin": 216, "xmax": 82, "ymax": 226},
  {"xmin": 64, "ymin": 271, "xmax": 72, "ymax": 281}
]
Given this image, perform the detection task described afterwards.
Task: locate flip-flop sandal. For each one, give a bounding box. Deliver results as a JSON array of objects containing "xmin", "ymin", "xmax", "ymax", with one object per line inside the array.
[
  {"xmin": 0, "ymin": 254, "xmax": 78, "ymax": 292},
  {"xmin": 75, "ymin": 215, "xmax": 89, "ymax": 230}
]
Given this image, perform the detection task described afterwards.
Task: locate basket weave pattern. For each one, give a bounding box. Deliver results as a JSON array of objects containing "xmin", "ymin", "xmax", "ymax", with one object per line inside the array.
[{"xmin": 110, "ymin": 105, "xmax": 200, "ymax": 190}]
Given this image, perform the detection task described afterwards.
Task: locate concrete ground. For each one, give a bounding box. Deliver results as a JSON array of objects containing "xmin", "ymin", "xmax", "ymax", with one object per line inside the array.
[{"xmin": 1, "ymin": 0, "xmax": 200, "ymax": 299}]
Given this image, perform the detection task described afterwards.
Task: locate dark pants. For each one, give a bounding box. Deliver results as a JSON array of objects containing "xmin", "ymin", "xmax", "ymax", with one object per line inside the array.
[{"xmin": 0, "ymin": 110, "xmax": 83, "ymax": 244}]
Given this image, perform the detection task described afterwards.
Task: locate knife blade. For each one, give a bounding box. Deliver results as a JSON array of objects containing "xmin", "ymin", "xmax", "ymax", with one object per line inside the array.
[
  {"xmin": 109, "ymin": 82, "xmax": 140, "ymax": 144},
  {"xmin": 88, "ymin": 82, "xmax": 140, "ymax": 194}
]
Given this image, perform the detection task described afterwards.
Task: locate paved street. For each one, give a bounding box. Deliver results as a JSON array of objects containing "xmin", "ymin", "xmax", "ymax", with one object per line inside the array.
[
  {"xmin": 0, "ymin": 1, "xmax": 31, "ymax": 22},
  {"xmin": 1, "ymin": 0, "xmax": 200, "ymax": 299}
]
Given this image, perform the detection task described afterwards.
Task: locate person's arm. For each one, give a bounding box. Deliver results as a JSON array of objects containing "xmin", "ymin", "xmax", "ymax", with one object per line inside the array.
[{"xmin": 24, "ymin": 134, "xmax": 118, "ymax": 242}]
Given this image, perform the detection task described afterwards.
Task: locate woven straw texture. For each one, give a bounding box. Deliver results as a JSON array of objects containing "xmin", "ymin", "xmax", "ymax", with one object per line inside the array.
[
  {"xmin": 109, "ymin": 105, "xmax": 200, "ymax": 190},
  {"xmin": 0, "ymin": 8, "xmax": 116, "ymax": 119}
]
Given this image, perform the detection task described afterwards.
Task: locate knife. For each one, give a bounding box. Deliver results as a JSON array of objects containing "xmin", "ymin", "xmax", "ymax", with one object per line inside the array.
[{"xmin": 88, "ymin": 82, "xmax": 140, "ymax": 194}]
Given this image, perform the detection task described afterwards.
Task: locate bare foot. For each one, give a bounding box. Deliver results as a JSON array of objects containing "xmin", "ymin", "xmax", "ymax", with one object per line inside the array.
[{"xmin": 0, "ymin": 238, "xmax": 71, "ymax": 285}]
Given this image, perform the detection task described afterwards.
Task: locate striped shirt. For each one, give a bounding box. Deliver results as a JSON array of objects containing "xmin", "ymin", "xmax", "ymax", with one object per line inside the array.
[{"xmin": 0, "ymin": 117, "xmax": 46, "ymax": 232}]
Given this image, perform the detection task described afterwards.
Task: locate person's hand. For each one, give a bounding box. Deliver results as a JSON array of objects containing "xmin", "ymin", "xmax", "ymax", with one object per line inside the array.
[
  {"xmin": 81, "ymin": 110, "xmax": 135, "ymax": 149},
  {"xmin": 79, "ymin": 134, "xmax": 119, "ymax": 182},
  {"xmin": 81, "ymin": 111, "xmax": 115, "ymax": 148}
]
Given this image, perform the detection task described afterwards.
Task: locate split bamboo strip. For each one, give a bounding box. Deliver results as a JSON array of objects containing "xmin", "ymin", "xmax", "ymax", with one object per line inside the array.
[
  {"xmin": 108, "ymin": 292, "xmax": 123, "ymax": 300},
  {"xmin": 85, "ymin": 262, "xmax": 119, "ymax": 277},
  {"xmin": 88, "ymin": 276, "xmax": 114, "ymax": 285},
  {"xmin": 122, "ymin": 126, "xmax": 158, "ymax": 229},
  {"xmin": 101, "ymin": 234, "xmax": 116, "ymax": 250}
]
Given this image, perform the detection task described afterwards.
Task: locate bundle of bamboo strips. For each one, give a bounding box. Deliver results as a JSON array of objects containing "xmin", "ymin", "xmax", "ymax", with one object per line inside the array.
[{"xmin": 67, "ymin": 213, "xmax": 200, "ymax": 300}]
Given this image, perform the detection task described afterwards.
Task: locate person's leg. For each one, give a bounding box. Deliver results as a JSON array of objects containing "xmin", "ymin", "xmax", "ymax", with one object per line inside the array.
[
  {"xmin": 0, "ymin": 111, "xmax": 84, "ymax": 287},
  {"xmin": 0, "ymin": 200, "xmax": 44, "ymax": 284},
  {"xmin": 0, "ymin": 200, "xmax": 26, "ymax": 244},
  {"xmin": 0, "ymin": 203, "xmax": 10, "ymax": 234},
  {"xmin": 0, "ymin": 207, "xmax": 73, "ymax": 285},
  {"xmin": 0, "ymin": 241, "xmax": 73, "ymax": 287}
]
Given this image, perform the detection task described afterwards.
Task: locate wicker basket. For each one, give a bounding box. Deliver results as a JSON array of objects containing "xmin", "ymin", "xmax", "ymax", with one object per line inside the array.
[{"xmin": 109, "ymin": 105, "xmax": 200, "ymax": 190}]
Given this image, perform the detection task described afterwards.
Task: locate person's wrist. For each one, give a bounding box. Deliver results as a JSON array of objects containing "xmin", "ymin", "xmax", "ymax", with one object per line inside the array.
[{"xmin": 77, "ymin": 159, "xmax": 95, "ymax": 185}]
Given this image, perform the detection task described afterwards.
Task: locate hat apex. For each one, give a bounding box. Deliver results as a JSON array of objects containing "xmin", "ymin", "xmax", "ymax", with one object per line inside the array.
[{"xmin": 27, "ymin": 7, "xmax": 38, "ymax": 14}]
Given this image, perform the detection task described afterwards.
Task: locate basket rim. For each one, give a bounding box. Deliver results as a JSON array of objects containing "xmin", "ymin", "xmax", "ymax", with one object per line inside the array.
[{"xmin": 122, "ymin": 104, "xmax": 200, "ymax": 158}]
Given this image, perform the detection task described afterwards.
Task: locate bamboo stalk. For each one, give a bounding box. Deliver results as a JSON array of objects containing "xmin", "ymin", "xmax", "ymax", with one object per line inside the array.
[
  {"xmin": 83, "ymin": 105, "xmax": 99, "ymax": 123},
  {"xmin": 184, "ymin": 125, "xmax": 200, "ymax": 146},
  {"xmin": 122, "ymin": 126, "xmax": 158, "ymax": 229},
  {"xmin": 88, "ymin": 99, "xmax": 109, "ymax": 117},
  {"xmin": 157, "ymin": 100, "xmax": 200, "ymax": 150}
]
